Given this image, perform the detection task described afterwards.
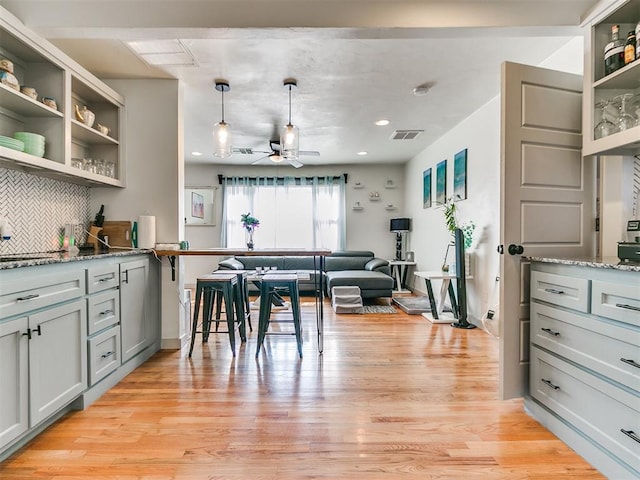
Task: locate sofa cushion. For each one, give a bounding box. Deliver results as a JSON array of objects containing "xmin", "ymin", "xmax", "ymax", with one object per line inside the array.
[
  {"xmin": 325, "ymin": 256, "xmax": 374, "ymax": 271},
  {"xmin": 283, "ymin": 256, "xmax": 317, "ymax": 270},
  {"xmin": 325, "ymin": 270, "xmax": 394, "ymax": 290}
]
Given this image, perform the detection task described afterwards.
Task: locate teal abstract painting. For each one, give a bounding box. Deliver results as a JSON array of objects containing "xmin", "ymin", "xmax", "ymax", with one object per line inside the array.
[
  {"xmin": 423, "ymin": 168, "xmax": 432, "ymax": 208},
  {"xmin": 436, "ymin": 159, "xmax": 446, "ymax": 205},
  {"xmin": 454, "ymin": 148, "xmax": 467, "ymax": 200}
]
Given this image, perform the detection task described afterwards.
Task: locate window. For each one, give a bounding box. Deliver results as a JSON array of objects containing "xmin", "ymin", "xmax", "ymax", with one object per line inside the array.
[{"xmin": 220, "ymin": 176, "xmax": 346, "ymax": 250}]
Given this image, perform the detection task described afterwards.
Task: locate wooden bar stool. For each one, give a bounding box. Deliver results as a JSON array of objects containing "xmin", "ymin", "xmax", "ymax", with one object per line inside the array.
[
  {"xmin": 189, "ymin": 272, "xmax": 246, "ymax": 357},
  {"xmin": 255, "ymin": 273, "xmax": 303, "ymax": 358}
]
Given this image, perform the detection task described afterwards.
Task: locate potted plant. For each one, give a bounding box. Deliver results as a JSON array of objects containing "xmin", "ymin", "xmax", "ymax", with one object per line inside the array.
[
  {"xmin": 240, "ymin": 213, "xmax": 260, "ymax": 250},
  {"xmin": 441, "ymin": 198, "xmax": 475, "ymax": 271}
]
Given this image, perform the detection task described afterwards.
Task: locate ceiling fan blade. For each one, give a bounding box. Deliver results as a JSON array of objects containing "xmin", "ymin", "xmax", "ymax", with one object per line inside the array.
[
  {"xmin": 288, "ymin": 158, "xmax": 304, "ymax": 168},
  {"xmin": 299, "ymin": 150, "xmax": 320, "ymax": 156},
  {"xmin": 251, "ymin": 154, "xmax": 271, "ymax": 165}
]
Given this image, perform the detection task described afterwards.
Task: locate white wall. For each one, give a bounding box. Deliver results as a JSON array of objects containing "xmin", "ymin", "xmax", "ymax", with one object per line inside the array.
[
  {"xmin": 405, "ymin": 98, "xmax": 501, "ymax": 325},
  {"xmin": 183, "ymin": 162, "xmax": 406, "ymax": 286},
  {"xmin": 91, "ymin": 78, "xmax": 186, "ymax": 348}
]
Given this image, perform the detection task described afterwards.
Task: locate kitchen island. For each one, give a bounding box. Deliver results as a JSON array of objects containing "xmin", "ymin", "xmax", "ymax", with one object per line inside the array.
[{"xmin": 525, "ymin": 255, "xmax": 639, "ymax": 479}]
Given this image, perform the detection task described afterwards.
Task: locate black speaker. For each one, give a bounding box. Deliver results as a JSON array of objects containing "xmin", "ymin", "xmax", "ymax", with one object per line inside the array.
[{"xmin": 451, "ymin": 228, "xmax": 476, "ymax": 329}]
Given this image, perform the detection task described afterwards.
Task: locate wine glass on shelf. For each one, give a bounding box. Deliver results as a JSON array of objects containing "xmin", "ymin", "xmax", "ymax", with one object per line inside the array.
[
  {"xmin": 612, "ymin": 93, "xmax": 636, "ymax": 133},
  {"xmin": 633, "ymin": 96, "xmax": 640, "ymax": 128},
  {"xmin": 593, "ymin": 100, "xmax": 615, "ymax": 139}
]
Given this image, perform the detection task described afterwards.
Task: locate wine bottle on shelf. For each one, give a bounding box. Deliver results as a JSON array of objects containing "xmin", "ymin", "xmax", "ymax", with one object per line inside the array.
[
  {"xmin": 624, "ymin": 30, "xmax": 636, "ymax": 65},
  {"xmin": 604, "ymin": 24, "xmax": 625, "ymax": 75}
]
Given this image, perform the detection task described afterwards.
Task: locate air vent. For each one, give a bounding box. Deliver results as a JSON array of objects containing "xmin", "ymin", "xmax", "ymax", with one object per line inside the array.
[
  {"xmin": 232, "ymin": 147, "xmax": 254, "ymax": 155},
  {"xmin": 391, "ymin": 130, "xmax": 423, "ymax": 140}
]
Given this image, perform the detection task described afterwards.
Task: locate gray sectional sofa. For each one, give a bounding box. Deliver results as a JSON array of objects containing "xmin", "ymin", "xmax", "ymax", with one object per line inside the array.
[{"xmin": 217, "ymin": 250, "xmax": 394, "ymax": 299}]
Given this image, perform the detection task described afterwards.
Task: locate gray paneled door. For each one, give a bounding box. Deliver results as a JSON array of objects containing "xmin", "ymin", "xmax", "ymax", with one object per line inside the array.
[{"xmin": 499, "ymin": 61, "xmax": 595, "ymax": 400}]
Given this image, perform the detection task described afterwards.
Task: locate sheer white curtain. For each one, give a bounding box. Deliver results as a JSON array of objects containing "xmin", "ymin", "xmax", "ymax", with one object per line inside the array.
[{"xmin": 220, "ymin": 176, "xmax": 345, "ymax": 250}]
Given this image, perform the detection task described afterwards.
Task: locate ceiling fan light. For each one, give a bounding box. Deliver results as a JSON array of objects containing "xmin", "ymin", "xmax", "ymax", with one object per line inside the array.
[
  {"xmin": 280, "ymin": 123, "xmax": 299, "ymax": 159},
  {"xmin": 213, "ymin": 120, "xmax": 232, "ymax": 158},
  {"xmin": 270, "ymin": 154, "xmax": 284, "ymax": 163}
]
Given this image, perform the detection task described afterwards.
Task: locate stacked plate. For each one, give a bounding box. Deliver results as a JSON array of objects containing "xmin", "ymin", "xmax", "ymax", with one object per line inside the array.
[
  {"xmin": 0, "ymin": 135, "xmax": 24, "ymax": 152},
  {"xmin": 14, "ymin": 132, "xmax": 45, "ymax": 157}
]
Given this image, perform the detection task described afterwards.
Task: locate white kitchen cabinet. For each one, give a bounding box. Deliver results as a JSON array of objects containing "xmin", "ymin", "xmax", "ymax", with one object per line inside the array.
[
  {"xmin": 581, "ymin": 0, "xmax": 640, "ymax": 157},
  {"xmin": 0, "ymin": 267, "xmax": 87, "ymax": 449},
  {"xmin": 28, "ymin": 299, "xmax": 87, "ymax": 426},
  {"xmin": 120, "ymin": 258, "xmax": 152, "ymax": 363},
  {"xmin": 0, "ymin": 316, "xmax": 29, "ymax": 450},
  {"xmin": 527, "ymin": 261, "xmax": 640, "ymax": 479},
  {"xmin": 0, "ymin": 7, "xmax": 125, "ymax": 187}
]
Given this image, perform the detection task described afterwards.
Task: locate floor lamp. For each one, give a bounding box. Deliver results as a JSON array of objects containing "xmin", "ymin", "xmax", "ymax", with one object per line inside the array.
[{"xmin": 390, "ymin": 218, "xmax": 411, "ymax": 260}]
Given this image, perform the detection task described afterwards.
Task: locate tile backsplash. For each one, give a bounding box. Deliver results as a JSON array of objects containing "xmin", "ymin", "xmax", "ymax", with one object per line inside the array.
[{"xmin": 0, "ymin": 168, "xmax": 90, "ymax": 254}]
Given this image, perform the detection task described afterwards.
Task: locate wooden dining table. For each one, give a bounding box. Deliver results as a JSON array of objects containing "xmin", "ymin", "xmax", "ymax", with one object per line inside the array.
[{"xmin": 154, "ymin": 247, "xmax": 332, "ymax": 353}]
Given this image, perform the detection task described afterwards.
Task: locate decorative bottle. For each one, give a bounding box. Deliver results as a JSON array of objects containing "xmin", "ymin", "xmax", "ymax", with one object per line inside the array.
[
  {"xmin": 624, "ymin": 30, "xmax": 636, "ymax": 65},
  {"xmin": 604, "ymin": 24, "xmax": 625, "ymax": 75}
]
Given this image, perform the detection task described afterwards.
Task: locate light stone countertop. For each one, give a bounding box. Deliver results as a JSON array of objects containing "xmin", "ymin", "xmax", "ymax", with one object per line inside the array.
[
  {"xmin": 526, "ymin": 256, "xmax": 640, "ymax": 273},
  {"xmin": 0, "ymin": 249, "xmax": 153, "ymax": 270}
]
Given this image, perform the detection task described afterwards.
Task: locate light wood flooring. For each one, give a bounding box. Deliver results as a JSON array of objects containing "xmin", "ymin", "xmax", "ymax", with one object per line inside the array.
[{"xmin": 1, "ymin": 297, "xmax": 604, "ymax": 479}]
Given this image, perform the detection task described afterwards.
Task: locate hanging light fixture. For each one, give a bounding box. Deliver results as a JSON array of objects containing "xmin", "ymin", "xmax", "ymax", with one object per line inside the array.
[
  {"xmin": 280, "ymin": 79, "xmax": 299, "ymax": 160},
  {"xmin": 213, "ymin": 80, "xmax": 232, "ymax": 158}
]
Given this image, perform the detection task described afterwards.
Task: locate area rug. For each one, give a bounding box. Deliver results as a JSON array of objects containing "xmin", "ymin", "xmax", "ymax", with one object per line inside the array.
[
  {"xmin": 361, "ymin": 305, "xmax": 397, "ymax": 314},
  {"xmin": 393, "ymin": 296, "xmax": 454, "ymax": 315}
]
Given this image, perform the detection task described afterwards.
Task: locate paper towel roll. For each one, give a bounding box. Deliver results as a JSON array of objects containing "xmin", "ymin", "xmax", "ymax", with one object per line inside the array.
[{"xmin": 138, "ymin": 215, "xmax": 156, "ymax": 249}]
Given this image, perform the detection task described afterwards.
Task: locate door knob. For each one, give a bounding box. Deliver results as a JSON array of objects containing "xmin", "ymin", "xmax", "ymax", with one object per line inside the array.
[{"xmin": 508, "ymin": 244, "xmax": 524, "ymax": 255}]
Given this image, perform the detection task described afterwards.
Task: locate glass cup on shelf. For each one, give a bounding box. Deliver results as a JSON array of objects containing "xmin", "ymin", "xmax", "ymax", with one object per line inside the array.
[
  {"xmin": 70, "ymin": 158, "xmax": 83, "ymax": 169},
  {"xmin": 593, "ymin": 100, "xmax": 616, "ymax": 139},
  {"xmin": 96, "ymin": 159, "xmax": 105, "ymax": 176},
  {"xmin": 105, "ymin": 161, "xmax": 116, "ymax": 178},
  {"xmin": 612, "ymin": 93, "xmax": 636, "ymax": 133}
]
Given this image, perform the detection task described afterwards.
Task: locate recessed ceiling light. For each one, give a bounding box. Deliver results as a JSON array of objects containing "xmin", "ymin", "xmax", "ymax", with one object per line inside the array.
[
  {"xmin": 357, "ymin": 151, "xmax": 368, "ymax": 156},
  {"xmin": 375, "ymin": 120, "xmax": 390, "ymax": 126},
  {"xmin": 191, "ymin": 151, "xmax": 203, "ymax": 156}
]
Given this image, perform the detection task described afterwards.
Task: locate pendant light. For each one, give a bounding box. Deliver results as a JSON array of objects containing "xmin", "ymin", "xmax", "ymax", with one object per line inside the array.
[
  {"xmin": 213, "ymin": 81, "xmax": 232, "ymax": 158},
  {"xmin": 280, "ymin": 79, "xmax": 299, "ymax": 160}
]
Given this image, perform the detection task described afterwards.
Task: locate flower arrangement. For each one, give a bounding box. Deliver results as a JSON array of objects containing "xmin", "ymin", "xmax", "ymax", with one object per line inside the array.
[{"xmin": 240, "ymin": 213, "xmax": 260, "ymax": 232}]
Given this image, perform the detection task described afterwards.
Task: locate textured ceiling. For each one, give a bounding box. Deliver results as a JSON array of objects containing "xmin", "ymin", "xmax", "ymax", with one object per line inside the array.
[{"xmin": 3, "ymin": 0, "xmax": 598, "ymax": 167}]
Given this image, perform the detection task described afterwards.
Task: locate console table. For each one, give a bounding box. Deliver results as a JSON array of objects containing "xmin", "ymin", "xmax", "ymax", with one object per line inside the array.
[{"xmin": 413, "ymin": 270, "xmax": 459, "ymax": 324}]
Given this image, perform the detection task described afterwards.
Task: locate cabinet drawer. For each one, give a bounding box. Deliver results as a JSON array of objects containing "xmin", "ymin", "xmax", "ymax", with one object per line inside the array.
[
  {"xmin": 87, "ymin": 290, "xmax": 120, "ymax": 336},
  {"xmin": 530, "ymin": 346, "xmax": 640, "ymax": 471},
  {"xmin": 592, "ymin": 280, "xmax": 640, "ymax": 328},
  {"xmin": 0, "ymin": 270, "xmax": 85, "ymax": 320},
  {"xmin": 530, "ymin": 271, "xmax": 590, "ymax": 313},
  {"xmin": 531, "ymin": 302, "xmax": 640, "ymax": 391},
  {"xmin": 88, "ymin": 325, "xmax": 121, "ymax": 386},
  {"xmin": 86, "ymin": 264, "xmax": 119, "ymax": 294}
]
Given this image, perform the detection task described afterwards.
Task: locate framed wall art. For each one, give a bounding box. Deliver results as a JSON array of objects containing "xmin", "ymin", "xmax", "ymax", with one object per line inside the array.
[
  {"xmin": 454, "ymin": 148, "xmax": 468, "ymax": 200},
  {"xmin": 436, "ymin": 159, "xmax": 447, "ymax": 205},
  {"xmin": 185, "ymin": 186, "xmax": 216, "ymax": 225},
  {"xmin": 423, "ymin": 168, "xmax": 432, "ymax": 208}
]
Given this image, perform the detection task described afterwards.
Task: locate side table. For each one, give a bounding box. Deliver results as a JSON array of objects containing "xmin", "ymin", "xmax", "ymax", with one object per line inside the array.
[
  {"xmin": 413, "ymin": 270, "xmax": 460, "ymax": 324},
  {"xmin": 388, "ymin": 260, "xmax": 416, "ymax": 293}
]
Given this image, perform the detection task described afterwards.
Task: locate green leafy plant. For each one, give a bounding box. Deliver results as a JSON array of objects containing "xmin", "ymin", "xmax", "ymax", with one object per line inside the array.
[
  {"xmin": 442, "ymin": 199, "xmax": 475, "ymax": 250},
  {"xmin": 240, "ymin": 212, "xmax": 260, "ymax": 232}
]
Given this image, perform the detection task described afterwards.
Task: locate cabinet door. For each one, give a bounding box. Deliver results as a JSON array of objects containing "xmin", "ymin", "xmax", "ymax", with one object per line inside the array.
[
  {"xmin": 29, "ymin": 299, "xmax": 87, "ymax": 426},
  {"xmin": 120, "ymin": 258, "xmax": 150, "ymax": 362},
  {"xmin": 0, "ymin": 317, "xmax": 29, "ymax": 449}
]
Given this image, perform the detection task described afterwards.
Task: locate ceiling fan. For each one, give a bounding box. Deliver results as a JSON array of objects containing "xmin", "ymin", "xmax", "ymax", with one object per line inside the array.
[{"xmin": 234, "ymin": 140, "xmax": 320, "ymax": 168}]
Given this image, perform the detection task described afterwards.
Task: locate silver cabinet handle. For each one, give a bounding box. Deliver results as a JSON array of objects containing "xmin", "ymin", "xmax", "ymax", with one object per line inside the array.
[
  {"xmin": 621, "ymin": 429, "xmax": 640, "ymax": 444},
  {"xmin": 16, "ymin": 293, "xmax": 39, "ymax": 302},
  {"xmin": 541, "ymin": 327, "xmax": 560, "ymax": 337},
  {"xmin": 620, "ymin": 358, "xmax": 640, "ymax": 369},
  {"xmin": 544, "ymin": 288, "xmax": 564, "ymax": 295},
  {"xmin": 541, "ymin": 378, "xmax": 560, "ymax": 390},
  {"xmin": 98, "ymin": 277, "xmax": 113, "ymax": 283},
  {"xmin": 615, "ymin": 303, "xmax": 640, "ymax": 312},
  {"xmin": 99, "ymin": 309, "xmax": 114, "ymax": 316},
  {"xmin": 101, "ymin": 351, "xmax": 114, "ymax": 359}
]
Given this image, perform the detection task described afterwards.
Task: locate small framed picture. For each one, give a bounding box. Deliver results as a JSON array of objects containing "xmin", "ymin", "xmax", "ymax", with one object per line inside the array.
[
  {"xmin": 191, "ymin": 192, "xmax": 204, "ymax": 218},
  {"xmin": 436, "ymin": 159, "xmax": 447, "ymax": 205},
  {"xmin": 423, "ymin": 168, "xmax": 432, "ymax": 208},
  {"xmin": 454, "ymin": 148, "xmax": 468, "ymax": 200}
]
